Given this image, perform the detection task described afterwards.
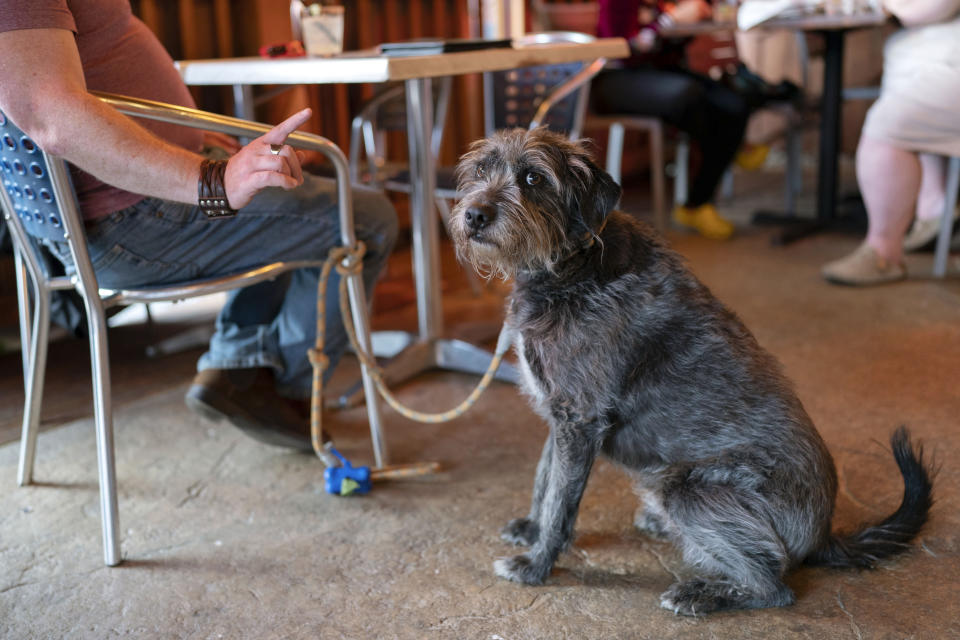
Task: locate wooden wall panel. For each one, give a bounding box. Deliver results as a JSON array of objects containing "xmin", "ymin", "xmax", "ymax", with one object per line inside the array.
[{"xmin": 212, "ymin": 0, "xmax": 235, "ymax": 58}]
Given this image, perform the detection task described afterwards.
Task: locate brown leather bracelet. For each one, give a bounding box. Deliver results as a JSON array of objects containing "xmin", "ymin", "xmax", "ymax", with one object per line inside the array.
[{"xmin": 198, "ymin": 159, "xmax": 237, "ymax": 219}]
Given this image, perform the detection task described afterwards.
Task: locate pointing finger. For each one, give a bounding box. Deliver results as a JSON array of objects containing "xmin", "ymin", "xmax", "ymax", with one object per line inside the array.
[{"xmin": 261, "ymin": 108, "xmax": 313, "ymax": 145}]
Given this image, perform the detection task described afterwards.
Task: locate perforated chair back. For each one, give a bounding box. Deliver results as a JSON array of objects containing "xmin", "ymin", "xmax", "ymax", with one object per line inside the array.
[
  {"xmin": 0, "ymin": 109, "xmax": 103, "ymax": 332},
  {"xmin": 0, "ymin": 113, "xmax": 78, "ymax": 244},
  {"xmin": 483, "ymin": 32, "xmax": 602, "ymax": 140},
  {"xmin": 485, "ymin": 62, "xmax": 584, "ymax": 134}
]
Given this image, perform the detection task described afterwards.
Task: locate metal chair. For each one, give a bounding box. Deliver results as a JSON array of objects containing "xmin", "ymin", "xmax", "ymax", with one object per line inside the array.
[
  {"xmin": 589, "ymin": 114, "xmax": 668, "ymax": 230},
  {"xmin": 933, "ymin": 156, "xmax": 960, "ymax": 278},
  {"xmin": 0, "ymin": 92, "xmax": 385, "ymax": 567},
  {"xmin": 348, "ymin": 78, "xmax": 452, "ymax": 190},
  {"xmin": 485, "ymin": 31, "xmax": 603, "ymax": 140}
]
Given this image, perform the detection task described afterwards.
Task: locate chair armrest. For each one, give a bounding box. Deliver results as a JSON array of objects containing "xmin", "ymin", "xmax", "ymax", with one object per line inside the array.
[
  {"xmin": 528, "ymin": 57, "xmax": 606, "ymax": 138},
  {"xmin": 92, "ymin": 91, "xmax": 359, "ymax": 252}
]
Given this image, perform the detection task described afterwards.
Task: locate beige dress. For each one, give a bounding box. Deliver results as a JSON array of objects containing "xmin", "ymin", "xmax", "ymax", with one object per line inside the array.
[{"xmin": 863, "ymin": 0, "xmax": 960, "ymax": 155}]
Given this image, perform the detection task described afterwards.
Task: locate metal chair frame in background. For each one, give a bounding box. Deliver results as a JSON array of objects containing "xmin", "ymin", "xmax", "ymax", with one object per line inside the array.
[
  {"xmin": 933, "ymin": 156, "xmax": 960, "ymax": 278},
  {"xmin": 485, "ymin": 31, "xmax": 603, "ymax": 141},
  {"xmin": 349, "ymin": 78, "xmax": 453, "ymax": 190},
  {"xmin": 1, "ymin": 92, "xmax": 386, "ymax": 566}
]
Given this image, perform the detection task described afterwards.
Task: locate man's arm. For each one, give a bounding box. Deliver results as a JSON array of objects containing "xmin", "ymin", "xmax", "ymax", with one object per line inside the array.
[{"xmin": 0, "ymin": 27, "xmax": 308, "ymax": 210}]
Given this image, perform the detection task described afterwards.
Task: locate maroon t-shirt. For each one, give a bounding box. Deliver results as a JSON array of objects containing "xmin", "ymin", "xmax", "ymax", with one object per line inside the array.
[{"xmin": 0, "ymin": 0, "xmax": 204, "ymax": 219}]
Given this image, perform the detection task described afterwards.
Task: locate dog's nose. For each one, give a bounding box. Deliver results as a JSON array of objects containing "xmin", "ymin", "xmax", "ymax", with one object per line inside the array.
[{"xmin": 464, "ymin": 205, "xmax": 496, "ymax": 230}]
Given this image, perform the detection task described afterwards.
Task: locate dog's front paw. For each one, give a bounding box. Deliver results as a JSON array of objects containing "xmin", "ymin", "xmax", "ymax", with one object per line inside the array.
[
  {"xmin": 501, "ymin": 517, "xmax": 540, "ymax": 546},
  {"xmin": 493, "ymin": 553, "xmax": 550, "ymax": 585},
  {"xmin": 660, "ymin": 579, "xmax": 752, "ymax": 617},
  {"xmin": 660, "ymin": 580, "xmax": 716, "ymax": 617}
]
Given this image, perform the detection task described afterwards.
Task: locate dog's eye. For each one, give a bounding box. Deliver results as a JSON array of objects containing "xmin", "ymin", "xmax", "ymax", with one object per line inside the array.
[
  {"xmin": 476, "ymin": 166, "xmax": 486, "ymax": 179},
  {"xmin": 525, "ymin": 172, "xmax": 541, "ymax": 186}
]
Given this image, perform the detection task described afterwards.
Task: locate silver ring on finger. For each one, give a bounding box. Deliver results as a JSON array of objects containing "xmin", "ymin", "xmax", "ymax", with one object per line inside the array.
[{"xmin": 270, "ymin": 144, "xmax": 283, "ymax": 155}]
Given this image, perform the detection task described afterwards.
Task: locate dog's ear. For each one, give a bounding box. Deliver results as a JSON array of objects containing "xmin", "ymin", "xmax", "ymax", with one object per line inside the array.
[{"xmin": 570, "ymin": 154, "xmax": 621, "ymax": 233}]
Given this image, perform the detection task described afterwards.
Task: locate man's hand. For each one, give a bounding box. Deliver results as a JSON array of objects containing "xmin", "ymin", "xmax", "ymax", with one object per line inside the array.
[
  {"xmin": 671, "ymin": 0, "xmax": 713, "ymax": 24},
  {"xmin": 223, "ymin": 108, "xmax": 312, "ymax": 210},
  {"xmin": 202, "ymin": 130, "xmax": 242, "ymax": 155}
]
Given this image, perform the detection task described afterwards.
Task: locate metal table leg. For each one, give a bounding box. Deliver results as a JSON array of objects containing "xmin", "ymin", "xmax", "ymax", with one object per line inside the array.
[
  {"xmin": 815, "ymin": 29, "xmax": 844, "ymax": 226},
  {"xmin": 752, "ymin": 28, "xmax": 865, "ymax": 245}
]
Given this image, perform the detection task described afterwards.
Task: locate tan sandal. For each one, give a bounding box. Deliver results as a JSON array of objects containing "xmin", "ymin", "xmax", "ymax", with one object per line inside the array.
[
  {"xmin": 904, "ymin": 206, "xmax": 959, "ymax": 252},
  {"xmin": 821, "ymin": 243, "xmax": 906, "ymax": 286}
]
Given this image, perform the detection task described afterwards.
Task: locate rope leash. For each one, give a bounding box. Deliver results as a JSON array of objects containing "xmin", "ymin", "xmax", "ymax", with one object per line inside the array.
[{"xmin": 308, "ymin": 242, "xmax": 514, "ymax": 487}]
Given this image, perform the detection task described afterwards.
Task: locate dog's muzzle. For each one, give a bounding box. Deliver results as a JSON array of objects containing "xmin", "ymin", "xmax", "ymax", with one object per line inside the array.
[{"xmin": 464, "ymin": 204, "xmax": 497, "ymax": 232}]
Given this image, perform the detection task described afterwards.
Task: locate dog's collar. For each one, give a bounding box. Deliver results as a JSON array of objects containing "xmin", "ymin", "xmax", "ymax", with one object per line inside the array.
[{"xmin": 582, "ymin": 216, "xmax": 610, "ymax": 248}]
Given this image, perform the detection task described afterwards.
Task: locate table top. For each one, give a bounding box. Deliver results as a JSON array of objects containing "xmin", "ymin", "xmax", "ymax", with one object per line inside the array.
[
  {"xmin": 176, "ymin": 38, "xmax": 629, "ymax": 86},
  {"xmin": 660, "ymin": 10, "xmax": 887, "ymax": 38}
]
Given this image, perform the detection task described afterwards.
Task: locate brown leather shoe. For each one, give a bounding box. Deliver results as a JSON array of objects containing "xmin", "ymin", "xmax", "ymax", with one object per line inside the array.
[{"xmin": 185, "ymin": 367, "xmax": 314, "ymax": 451}]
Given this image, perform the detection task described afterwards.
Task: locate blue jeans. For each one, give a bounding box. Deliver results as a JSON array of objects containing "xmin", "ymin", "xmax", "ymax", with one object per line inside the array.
[{"xmin": 48, "ymin": 175, "xmax": 397, "ymax": 399}]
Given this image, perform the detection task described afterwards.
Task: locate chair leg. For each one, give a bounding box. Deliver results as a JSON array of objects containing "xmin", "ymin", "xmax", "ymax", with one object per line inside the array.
[
  {"xmin": 606, "ymin": 122, "xmax": 625, "ymax": 185},
  {"xmin": 14, "ymin": 251, "xmax": 31, "ymax": 390},
  {"xmin": 82, "ymin": 295, "xmax": 121, "ymax": 566},
  {"xmin": 17, "ymin": 271, "xmax": 49, "ymax": 488},
  {"xmin": 649, "ymin": 122, "xmax": 667, "ymax": 232},
  {"xmin": 785, "ymin": 119, "xmax": 803, "ymax": 216},
  {"xmin": 343, "ymin": 265, "xmax": 389, "ymax": 468},
  {"xmin": 720, "ymin": 169, "xmax": 735, "ymax": 201},
  {"xmin": 933, "ymin": 156, "xmax": 960, "ymax": 278},
  {"xmin": 675, "ymin": 135, "xmax": 690, "ymax": 206}
]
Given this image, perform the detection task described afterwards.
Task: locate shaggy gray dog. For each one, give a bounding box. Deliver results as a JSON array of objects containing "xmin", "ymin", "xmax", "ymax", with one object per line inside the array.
[{"xmin": 449, "ymin": 127, "xmax": 934, "ymax": 616}]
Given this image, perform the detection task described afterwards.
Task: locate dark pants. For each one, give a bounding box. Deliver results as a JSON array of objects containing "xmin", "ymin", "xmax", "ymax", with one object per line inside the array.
[{"xmin": 592, "ymin": 67, "xmax": 750, "ymax": 208}]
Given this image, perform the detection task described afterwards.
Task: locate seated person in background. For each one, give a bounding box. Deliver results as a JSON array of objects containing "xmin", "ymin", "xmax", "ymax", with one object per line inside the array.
[
  {"xmin": 822, "ymin": 0, "xmax": 960, "ymax": 285},
  {"xmin": 0, "ymin": 0, "xmax": 398, "ymax": 448},
  {"xmin": 592, "ymin": 0, "xmax": 750, "ymax": 240}
]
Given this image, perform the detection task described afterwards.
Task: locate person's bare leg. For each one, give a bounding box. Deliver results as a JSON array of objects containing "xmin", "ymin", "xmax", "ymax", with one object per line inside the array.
[
  {"xmin": 822, "ymin": 136, "xmax": 916, "ymax": 284},
  {"xmin": 858, "ymin": 135, "xmax": 920, "ymax": 264}
]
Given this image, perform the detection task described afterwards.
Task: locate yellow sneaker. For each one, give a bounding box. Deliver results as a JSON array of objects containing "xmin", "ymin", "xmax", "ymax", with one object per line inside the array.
[
  {"xmin": 672, "ymin": 203, "xmax": 735, "ymax": 240},
  {"xmin": 735, "ymin": 144, "xmax": 770, "ymax": 171}
]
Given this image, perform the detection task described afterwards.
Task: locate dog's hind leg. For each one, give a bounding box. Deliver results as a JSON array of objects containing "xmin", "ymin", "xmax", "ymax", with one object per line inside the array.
[
  {"xmin": 502, "ymin": 433, "xmax": 554, "ymax": 547},
  {"xmin": 657, "ymin": 469, "xmax": 796, "ymax": 616},
  {"xmin": 495, "ymin": 424, "xmax": 597, "ymax": 585}
]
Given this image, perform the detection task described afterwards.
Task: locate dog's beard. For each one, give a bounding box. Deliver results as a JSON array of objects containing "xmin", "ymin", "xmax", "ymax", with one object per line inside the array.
[
  {"xmin": 455, "ymin": 239, "xmax": 514, "ymax": 281},
  {"xmin": 453, "ymin": 218, "xmax": 565, "ymax": 280},
  {"xmin": 451, "ymin": 200, "xmax": 567, "ymax": 280}
]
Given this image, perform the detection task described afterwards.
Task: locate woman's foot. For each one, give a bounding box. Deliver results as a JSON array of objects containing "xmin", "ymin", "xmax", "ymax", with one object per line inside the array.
[
  {"xmin": 903, "ymin": 211, "xmax": 958, "ymax": 252},
  {"xmin": 672, "ymin": 203, "xmax": 735, "ymax": 240},
  {"xmin": 735, "ymin": 144, "xmax": 770, "ymax": 171},
  {"xmin": 821, "ymin": 243, "xmax": 906, "ymax": 286}
]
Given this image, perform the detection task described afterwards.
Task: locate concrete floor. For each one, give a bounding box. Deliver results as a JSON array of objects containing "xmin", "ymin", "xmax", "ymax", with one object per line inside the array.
[{"xmin": 2, "ymin": 162, "xmax": 960, "ymax": 639}]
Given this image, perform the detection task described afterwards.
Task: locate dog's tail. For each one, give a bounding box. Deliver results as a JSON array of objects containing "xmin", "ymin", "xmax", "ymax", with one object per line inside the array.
[{"xmin": 804, "ymin": 426, "xmax": 934, "ymax": 569}]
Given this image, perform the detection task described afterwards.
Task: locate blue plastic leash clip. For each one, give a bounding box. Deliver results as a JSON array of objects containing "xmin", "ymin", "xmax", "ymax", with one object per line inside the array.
[{"xmin": 323, "ymin": 446, "xmax": 372, "ymax": 496}]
